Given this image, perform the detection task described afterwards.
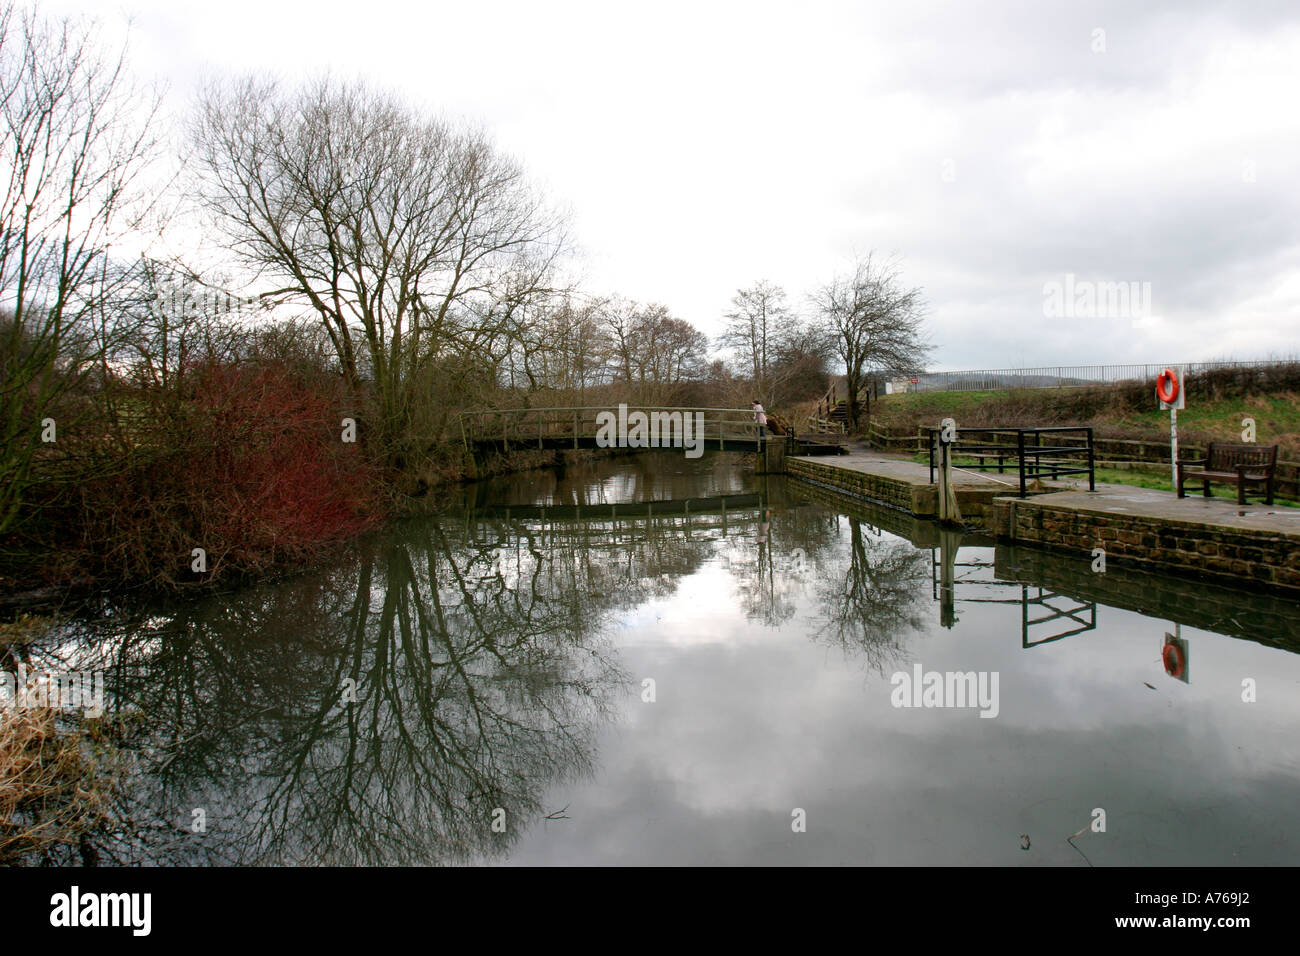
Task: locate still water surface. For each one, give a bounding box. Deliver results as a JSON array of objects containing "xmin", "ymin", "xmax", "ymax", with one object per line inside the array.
[{"xmin": 21, "ymin": 452, "xmax": 1300, "ymax": 865}]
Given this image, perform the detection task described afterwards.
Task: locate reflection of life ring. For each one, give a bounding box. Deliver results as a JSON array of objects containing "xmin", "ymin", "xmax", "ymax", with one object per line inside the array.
[
  {"xmin": 1162, "ymin": 642, "xmax": 1185, "ymax": 678},
  {"xmin": 1156, "ymin": 368, "xmax": 1180, "ymax": 404}
]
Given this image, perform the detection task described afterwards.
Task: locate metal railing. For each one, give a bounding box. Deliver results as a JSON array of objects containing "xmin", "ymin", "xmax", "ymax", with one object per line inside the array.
[
  {"xmin": 927, "ymin": 426, "xmax": 1095, "ymax": 497},
  {"xmin": 907, "ymin": 359, "xmax": 1292, "ymax": 394}
]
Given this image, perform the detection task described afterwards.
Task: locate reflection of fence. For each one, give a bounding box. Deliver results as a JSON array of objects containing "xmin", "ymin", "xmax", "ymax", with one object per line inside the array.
[
  {"xmin": 459, "ymin": 499, "xmax": 770, "ymax": 551},
  {"xmin": 927, "ymin": 426, "xmax": 1095, "ymax": 496},
  {"xmin": 931, "ymin": 544, "xmax": 1097, "ymax": 644},
  {"xmin": 461, "ymin": 493, "xmax": 763, "ymax": 522}
]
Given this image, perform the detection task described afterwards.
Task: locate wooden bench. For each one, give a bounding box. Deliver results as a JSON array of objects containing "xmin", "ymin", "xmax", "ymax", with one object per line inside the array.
[{"xmin": 1177, "ymin": 442, "xmax": 1277, "ymax": 505}]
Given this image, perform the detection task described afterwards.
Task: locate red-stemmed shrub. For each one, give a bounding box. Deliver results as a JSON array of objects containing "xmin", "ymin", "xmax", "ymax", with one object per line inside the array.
[{"xmin": 62, "ymin": 358, "xmax": 385, "ymax": 588}]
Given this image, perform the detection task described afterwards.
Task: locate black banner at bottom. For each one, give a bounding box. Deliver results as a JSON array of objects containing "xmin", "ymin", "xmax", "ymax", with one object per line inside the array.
[{"xmin": 0, "ymin": 865, "xmax": 1278, "ymax": 942}]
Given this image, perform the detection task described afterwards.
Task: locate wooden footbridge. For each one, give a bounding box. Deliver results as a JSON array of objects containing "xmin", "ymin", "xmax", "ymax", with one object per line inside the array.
[{"xmin": 458, "ymin": 406, "xmax": 848, "ymax": 458}]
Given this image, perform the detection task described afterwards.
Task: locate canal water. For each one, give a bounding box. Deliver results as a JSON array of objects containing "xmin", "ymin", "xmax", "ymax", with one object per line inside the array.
[{"xmin": 15, "ymin": 452, "xmax": 1300, "ymax": 865}]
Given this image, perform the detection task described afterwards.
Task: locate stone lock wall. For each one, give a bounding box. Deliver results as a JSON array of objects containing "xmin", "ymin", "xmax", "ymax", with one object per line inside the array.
[
  {"xmin": 992, "ymin": 497, "xmax": 1300, "ymax": 595},
  {"xmin": 786, "ymin": 458, "xmax": 934, "ymax": 514}
]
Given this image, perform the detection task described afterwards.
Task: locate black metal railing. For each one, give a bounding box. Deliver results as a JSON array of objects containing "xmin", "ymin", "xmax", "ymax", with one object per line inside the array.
[{"xmin": 927, "ymin": 426, "xmax": 1095, "ymax": 497}]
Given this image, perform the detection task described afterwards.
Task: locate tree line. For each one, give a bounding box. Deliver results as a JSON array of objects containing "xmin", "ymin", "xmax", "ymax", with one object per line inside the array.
[{"xmin": 0, "ymin": 1, "xmax": 929, "ymax": 589}]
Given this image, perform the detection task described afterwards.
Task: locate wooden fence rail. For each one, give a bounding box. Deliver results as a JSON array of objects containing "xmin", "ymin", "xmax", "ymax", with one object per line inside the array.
[{"xmin": 458, "ymin": 406, "xmax": 765, "ymax": 453}]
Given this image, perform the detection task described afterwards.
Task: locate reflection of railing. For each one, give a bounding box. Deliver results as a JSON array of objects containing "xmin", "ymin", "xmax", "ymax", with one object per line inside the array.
[
  {"xmin": 994, "ymin": 542, "xmax": 1300, "ymax": 652},
  {"xmin": 931, "ymin": 543, "xmax": 1097, "ymax": 644},
  {"xmin": 1019, "ymin": 586, "xmax": 1097, "ymax": 647},
  {"xmin": 927, "ymin": 426, "xmax": 1095, "ymax": 496},
  {"xmin": 458, "ymin": 406, "xmax": 764, "ymax": 453},
  {"xmin": 461, "ymin": 493, "xmax": 763, "ymax": 522}
]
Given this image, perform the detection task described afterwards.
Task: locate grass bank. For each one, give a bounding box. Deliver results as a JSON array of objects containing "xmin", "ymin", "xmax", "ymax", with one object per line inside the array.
[{"xmin": 867, "ymin": 363, "xmax": 1300, "ymax": 459}]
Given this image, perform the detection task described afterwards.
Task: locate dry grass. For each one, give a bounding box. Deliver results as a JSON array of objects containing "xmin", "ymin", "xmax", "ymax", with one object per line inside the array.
[
  {"xmin": 0, "ymin": 615, "xmax": 57, "ymax": 648},
  {"xmin": 0, "ymin": 707, "xmax": 111, "ymax": 864}
]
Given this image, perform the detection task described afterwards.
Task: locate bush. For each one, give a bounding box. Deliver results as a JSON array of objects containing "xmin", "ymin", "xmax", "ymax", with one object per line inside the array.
[{"xmin": 66, "ymin": 358, "xmax": 385, "ymax": 588}]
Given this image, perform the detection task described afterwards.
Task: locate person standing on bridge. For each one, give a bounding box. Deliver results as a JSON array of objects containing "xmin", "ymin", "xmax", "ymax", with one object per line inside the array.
[{"xmin": 752, "ymin": 400, "xmax": 770, "ymax": 434}]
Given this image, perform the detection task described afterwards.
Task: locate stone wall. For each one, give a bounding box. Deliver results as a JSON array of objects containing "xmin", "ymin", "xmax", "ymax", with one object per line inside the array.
[
  {"xmin": 786, "ymin": 457, "xmax": 1017, "ymax": 525},
  {"xmin": 786, "ymin": 458, "xmax": 933, "ymax": 514},
  {"xmin": 990, "ymin": 497, "xmax": 1300, "ymax": 595},
  {"xmin": 786, "ymin": 479, "xmax": 949, "ymax": 548}
]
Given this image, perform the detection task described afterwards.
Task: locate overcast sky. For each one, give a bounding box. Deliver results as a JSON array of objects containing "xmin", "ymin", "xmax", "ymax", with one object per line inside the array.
[{"xmin": 33, "ymin": 0, "xmax": 1300, "ymax": 370}]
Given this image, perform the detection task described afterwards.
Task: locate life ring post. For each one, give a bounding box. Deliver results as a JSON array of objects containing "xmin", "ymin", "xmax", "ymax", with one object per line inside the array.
[{"xmin": 1157, "ymin": 367, "xmax": 1185, "ymax": 488}]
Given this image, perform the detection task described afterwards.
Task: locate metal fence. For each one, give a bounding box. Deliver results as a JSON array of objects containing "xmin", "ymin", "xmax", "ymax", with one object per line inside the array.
[
  {"xmin": 905, "ymin": 359, "xmax": 1292, "ymax": 393},
  {"xmin": 925, "ymin": 426, "xmax": 1096, "ymax": 496}
]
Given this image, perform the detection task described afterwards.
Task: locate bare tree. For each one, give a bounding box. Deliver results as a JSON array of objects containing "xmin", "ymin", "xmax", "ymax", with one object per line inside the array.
[
  {"xmin": 717, "ymin": 280, "xmax": 832, "ymax": 408},
  {"xmin": 190, "ymin": 75, "xmax": 567, "ymax": 455},
  {"xmin": 595, "ymin": 295, "xmax": 642, "ymax": 389},
  {"xmin": 810, "ymin": 253, "xmax": 931, "ymax": 431},
  {"xmin": 769, "ymin": 321, "xmax": 834, "ymax": 405},
  {"xmin": 717, "ymin": 280, "xmax": 791, "ymax": 402},
  {"xmin": 0, "ymin": 2, "xmax": 161, "ymax": 535},
  {"xmin": 594, "ymin": 299, "xmax": 707, "ymax": 403},
  {"xmin": 637, "ymin": 306, "xmax": 708, "ymax": 395}
]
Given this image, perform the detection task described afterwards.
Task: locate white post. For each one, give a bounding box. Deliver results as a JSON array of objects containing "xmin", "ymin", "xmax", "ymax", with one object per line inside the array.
[
  {"xmin": 1159, "ymin": 365, "xmax": 1184, "ymax": 491},
  {"xmin": 1170, "ymin": 406, "xmax": 1178, "ymax": 491},
  {"xmin": 938, "ymin": 438, "xmax": 949, "ymax": 523}
]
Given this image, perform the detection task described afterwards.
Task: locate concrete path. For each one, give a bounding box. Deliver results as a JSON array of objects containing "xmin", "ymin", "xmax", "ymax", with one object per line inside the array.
[
  {"xmin": 810, "ymin": 450, "xmax": 1015, "ymax": 490},
  {"xmin": 1019, "ymin": 484, "xmax": 1300, "ymax": 537}
]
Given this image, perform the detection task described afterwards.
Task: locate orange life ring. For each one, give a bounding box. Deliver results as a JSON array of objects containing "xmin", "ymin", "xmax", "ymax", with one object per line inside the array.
[
  {"xmin": 1156, "ymin": 368, "xmax": 1180, "ymax": 404},
  {"xmin": 1162, "ymin": 642, "xmax": 1185, "ymax": 678}
]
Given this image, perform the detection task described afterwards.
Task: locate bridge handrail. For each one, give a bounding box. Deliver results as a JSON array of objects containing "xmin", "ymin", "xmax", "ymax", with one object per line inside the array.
[
  {"xmin": 456, "ymin": 405, "xmax": 768, "ymax": 451},
  {"xmin": 457, "ymin": 405, "xmax": 760, "ymax": 416}
]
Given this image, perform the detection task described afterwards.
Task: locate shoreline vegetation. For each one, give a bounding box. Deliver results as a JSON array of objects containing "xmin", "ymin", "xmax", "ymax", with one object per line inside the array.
[{"xmin": 0, "ymin": 706, "xmax": 120, "ymax": 866}]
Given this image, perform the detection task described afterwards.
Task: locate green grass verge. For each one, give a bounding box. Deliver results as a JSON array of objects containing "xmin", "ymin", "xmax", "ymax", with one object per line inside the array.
[
  {"xmin": 910, "ymin": 452, "xmax": 1297, "ymax": 507},
  {"xmin": 871, "ymin": 386, "xmax": 1300, "ymax": 459}
]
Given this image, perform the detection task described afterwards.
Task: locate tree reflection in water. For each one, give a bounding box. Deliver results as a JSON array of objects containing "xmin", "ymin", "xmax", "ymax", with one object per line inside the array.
[
  {"xmin": 44, "ymin": 516, "xmax": 631, "ymax": 865},
  {"xmin": 811, "ymin": 515, "xmax": 931, "ymax": 674},
  {"xmin": 14, "ymin": 467, "xmax": 937, "ymax": 864}
]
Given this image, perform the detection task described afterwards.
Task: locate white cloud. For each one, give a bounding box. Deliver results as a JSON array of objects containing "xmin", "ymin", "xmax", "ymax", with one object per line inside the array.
[{"xmin": 27, "ymin": 0, "xmax": 1300, "ymax": 367}]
